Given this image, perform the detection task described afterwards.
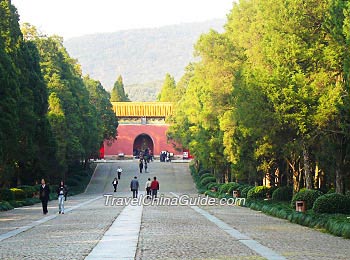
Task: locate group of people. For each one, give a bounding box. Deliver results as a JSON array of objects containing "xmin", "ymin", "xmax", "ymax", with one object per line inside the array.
[
  {"xmin": 130, "ymin": 176, "xmax": 159, "ymax": 199},
  {"xmin": 39, "ymin": 179, "xmax": 68, "ymax": 215},
  {"xmin": 160, "ymin": 151, "xmax": 171, "ymax": 162}
]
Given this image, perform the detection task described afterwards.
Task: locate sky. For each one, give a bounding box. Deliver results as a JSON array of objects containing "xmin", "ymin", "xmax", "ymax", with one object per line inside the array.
[{"xmin": 11, "ymin": 0, "xmax": 235, "ymax": 39}]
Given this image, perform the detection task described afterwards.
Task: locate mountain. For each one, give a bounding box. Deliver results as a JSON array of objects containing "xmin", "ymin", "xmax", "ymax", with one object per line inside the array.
[{"xmin": 64, "ymin": 19, "xmax": 225, "ymax": 101}]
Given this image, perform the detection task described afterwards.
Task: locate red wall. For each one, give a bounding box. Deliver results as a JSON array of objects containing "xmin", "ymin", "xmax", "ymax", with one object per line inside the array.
[{"xmin": 104, "ymin": 124, "xmax": 182, "ymax": 156}]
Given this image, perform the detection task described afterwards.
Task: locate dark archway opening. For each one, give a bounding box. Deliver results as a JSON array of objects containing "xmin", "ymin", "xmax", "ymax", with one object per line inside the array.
[{"xmin": 133, "ymin": 134, "xmax": 154, "ymax": 158}]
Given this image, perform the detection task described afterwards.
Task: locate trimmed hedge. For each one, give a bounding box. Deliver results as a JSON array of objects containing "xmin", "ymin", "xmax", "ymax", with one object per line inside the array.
[
  {"xmin": 200, "ymin": 176, "xmax": 216, "ymax": 187},
  {"xmin": 0, "ymin": 201, "xmax": 14, "ymax": 211},
  {"xmin": 247, "ymin": 186, "xmax": 269, "ymax": 200},
  {"xmin": 313, "ymin": 193, "xmax": 350, "ymax": 214},
  {"xmin": 199, "ymin": 173, "xmax": 214, "ymax": 181},
  {"xmin": 247, "ymin": 199, "xmax": 350, "ymax": 239},
  {"xmin": 241, "ymin": 186, "xmax": 254, "ymax": 198},
  {"xmin": 272, "ymin": 186, "xmax": 293, "ymax": 201},
  {"xmin": 198, "ymin": 169, "xmax": 211, "ymax": 176},
  {"xmin": 291, "ymin": 189, "xmax": 323, "ymax": 210}
]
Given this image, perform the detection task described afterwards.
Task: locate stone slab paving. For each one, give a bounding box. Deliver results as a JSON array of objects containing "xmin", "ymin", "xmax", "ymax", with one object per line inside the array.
[
  {"xmin": 135, "ymin": 192, "xmax": 263, "ymax": 260},
  {"xmin": 1, "ymin": 160, "xmax": 350, "ymax": 260},
  {"xmin": 0, "ymin": 195, "xmax": 125, "ymax": 260},
  {"xmin": 200, "ymin": 204, "xmax": 350, "ymax": 260},
  {"xmin": 0, "ymin": 193, "xmax": 100, "ymax": 237},
  {"xmin": 86, "ymin": 203, "xmax": 143, "ymax": 259}
]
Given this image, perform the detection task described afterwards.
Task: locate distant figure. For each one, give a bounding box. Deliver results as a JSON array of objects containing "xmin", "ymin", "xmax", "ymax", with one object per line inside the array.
[
  {"xmin": 144, "ymin": 160, "xmax": 148, "ymax": 173},
  {"xmin": 57, "ymin": 181, "xmax": 68, "ymax": 214},
  {"xmin": 112, "ymin": 177, "xmax": 118, "ymax": 192},
  {"xmin": 39, "ymin": 179, "xmax": 50, "ymax": 215},
  {"xmin": 117, "ymin": 166, "xmax": 122, "ymax": 179},
  {"xmin": 145, "ymin": 178, "xmax": 152, "ymax": 199},
  {"xmin": 150, "ymin": 177, "xmax": 160, "ymax": 199},
  {"xmin": 139, "ymin": 159, "xmax": 144, "ymax": 173},
  {"xmin": 130, "ymin": 176, "xmax": 139, "ymax": 198}
]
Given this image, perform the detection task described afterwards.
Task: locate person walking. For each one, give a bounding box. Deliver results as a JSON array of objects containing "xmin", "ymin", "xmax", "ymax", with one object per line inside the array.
[
  {"xmin": 117, "ymin": 166, "xmax": 122, "ymax": 179},
  {"xmin": 144, "ymin": 160, "xmax": 148, "ymax": 173},
  {"xmin": 139, "ymin": 159, "xmax": 144, "ymax": 173},
  {"xmin": 112, "ymin": 177, "xmax": 118, "ymax": 192},
  {"xmin": 57, "ymin": 181, "xmax": 68, "ymax": 214},
  {"xmin": 145, "ymin": 178, "xmax": 152, "ymax": 199},
  {"xmin": 39, "ymin": 179, "xmax": 50, "ymax": 215},
  {"xmin": 150, "ymin": 176, "xmax": 160, "ymax": 199},
  {"xmin": 130, "ymin": 176, "xmax": 139, "ymax": 198}
]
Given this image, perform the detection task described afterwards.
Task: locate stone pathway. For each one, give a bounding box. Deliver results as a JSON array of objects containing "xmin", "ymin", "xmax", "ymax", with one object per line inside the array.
[{"xmin": 0, "ymin": 160, "xmax": 349, "ymax": 260}]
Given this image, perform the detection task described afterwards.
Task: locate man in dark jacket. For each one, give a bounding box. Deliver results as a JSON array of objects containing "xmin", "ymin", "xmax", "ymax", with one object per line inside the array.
[
  {"xmin": 39, "ymin": 178, "xmax": 50, "ymax": 214},
  {"xmin": 130, "ymin": 176, "xmax": 139, "ymax": 198}
]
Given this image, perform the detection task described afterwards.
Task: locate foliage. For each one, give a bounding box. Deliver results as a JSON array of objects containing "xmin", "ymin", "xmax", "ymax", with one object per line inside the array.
[
  {"xmin": 313, "ymin": 193, "xmax": 350, "ymax": 214},
  {"xmin": 9, "ymin": 188, "xmax": 26, "ymax": 200},
  {"xmin": 219, "ymin": 182, "xmax": 240, "ymax": 195},
  {"xmin": 241, "ymin": 186, "xmax": 254, "ymax": 198},
  {"xmin": 199, "ymin": 173, "xmax": 214, "ymax": 181},
  {"xmin": 291, "ymin": 189, "xmax": 323, "ymax": 210},
  {"xmin": 200, "ymin": 177, "xmax": 216, "ymax": 188},
  {"xmin": 110, "ymin": 75, "xmax": 130, "ymax": 102},
  {"xmin": 0, "ymin": 4, "xmax": 116, "ymax": 187},
  {"xmin": 167, "ymin": 0, "xmax": 350, "ymax": 196},
  {"xmin": 0, "ymin": 189, "xmax": 14, "ymax": 201},
  {"xmin": 157, "ymin": 73, "xmax": 177, "ymax": 102},
  {"xmin": 247, "ymin": 199, "xmax": 350, "ymax": 239},
  {"xmin": 272, "ymin": 186, "xmax": 293, "ymax": 201},
  {"xmin": 0, "ymin": 201, "xmax": 14, "ymax": 211},
  {"xmin": 63, "ymin": 20, "xmax": 225, "ymax": 95},
  {"xmin": 247, "ymin": 186, "xmax": 270, "ymax": 200}
]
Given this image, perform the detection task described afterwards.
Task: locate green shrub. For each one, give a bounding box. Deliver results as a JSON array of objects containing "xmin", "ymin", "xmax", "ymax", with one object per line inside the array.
[
  {"xmin": 207, "ymin": 183, "xmax": 220, "ymax": 191},
  {"xmin": 0, "ymin": 188, "xmax": 14, "ymax": 201},
  {"xmin": 0, "ymin": 201, "xmax": 14, "ymax": 211},
  {"xmin": 9, "ymin": 200, "xmax": 24, "ymax": 207},
  {"xmin": 218, "ymin": 182, "xmax": 241, "ymax": 194},
  {"xmin": 241, "ymin": 186, "xmax": 254, "ymax": 198},
  {"xmin": 227, "ymin": 183, "xmax": 241, "ymax": 195},
  {"xmin": 204, "ymin": 190, "xmax": 218, "ymax": 198},
  {"xmin": 313, "ymin": 193, "xmax": 350, "ymax": 214},
  {"xmin": 272, "ymin": 186, "xmax": 293, "ymax": 201},
  {"xmin": 10, "ymin": 188, "xmax": 26, "ymax": 200},
  {"xmin": 199, "ymin": 173, "xmax": 214, "ymax": 181},
  {"xmin": 17, "ymin": 185, "xmax": 36, "ymax": 198},
  {"xmin": 198, "ymin": 169, "xmax": 211, "ymax": 177},
  {"xmin": 49, "ymin": 185, "xmax": 58, "ymax": 194},
  {"xmin": 291, "ymin": 189, "xmax": 323, "ymax": 210},
  {"xmin": 326, "ymin": 188, "xmax": 336, "ymax": 194},
  {"xmin": 247, "ymin": 186, "xmax": 269, "ymax": 200},
  {"xmin": 200, "ymin": 176, "xmax": 216, "ymax": 187},
  {"xmin": 267, "ymin": 186, "xmax": 278, "ymax": 198}
]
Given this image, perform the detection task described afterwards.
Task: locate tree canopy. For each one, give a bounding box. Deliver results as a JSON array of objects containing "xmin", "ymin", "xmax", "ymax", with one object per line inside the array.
[
  {"xmin": 169, "ymin": 0, "xmax": 350, "ymax": 194},
  {"xmin": 0, "ymin": 2, "xmax": 117, "ymax": 187}
]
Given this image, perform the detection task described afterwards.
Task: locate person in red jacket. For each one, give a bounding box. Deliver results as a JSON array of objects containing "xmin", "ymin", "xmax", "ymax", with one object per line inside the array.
[{"xmin": 150, "ymin": 176, "xmax": 159, "ymax": 199}]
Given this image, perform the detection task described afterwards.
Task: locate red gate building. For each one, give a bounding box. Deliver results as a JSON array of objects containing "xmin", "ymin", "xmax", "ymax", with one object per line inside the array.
[{"xmin": 103, "ymin": 102, "xmax": 183, "ymax": 158}]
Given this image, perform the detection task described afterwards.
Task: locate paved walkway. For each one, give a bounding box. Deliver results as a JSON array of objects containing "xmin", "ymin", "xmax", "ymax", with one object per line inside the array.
[{"xmin": 0, "ymin": 160, "xmax": 349, "ymax": 259}]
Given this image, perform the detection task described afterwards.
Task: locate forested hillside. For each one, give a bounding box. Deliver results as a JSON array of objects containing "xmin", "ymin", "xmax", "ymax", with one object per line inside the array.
[{"xmin": 64, "ymin": 20, "xmax": 225, "ymax": 101}]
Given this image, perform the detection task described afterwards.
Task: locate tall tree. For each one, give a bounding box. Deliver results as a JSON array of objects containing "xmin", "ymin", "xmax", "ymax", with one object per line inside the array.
[
  {"xmin": 110, "ymin": 75, "xmax": 130, "ymax": 102},
  {"xmin": 157, "ymin": 73, "xmax": 177, "ymax": 102}
]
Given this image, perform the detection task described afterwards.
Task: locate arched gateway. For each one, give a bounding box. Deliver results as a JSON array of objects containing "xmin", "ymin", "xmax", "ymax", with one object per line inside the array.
[{"xmin": 103, "ymin": 102, "xmax": 183, "ymax": 159}]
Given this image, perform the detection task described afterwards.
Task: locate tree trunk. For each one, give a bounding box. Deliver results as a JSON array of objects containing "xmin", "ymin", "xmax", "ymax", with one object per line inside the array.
[{"xmin": 303, "ymin": 145, "xmax": 313, "ymax": 189}]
